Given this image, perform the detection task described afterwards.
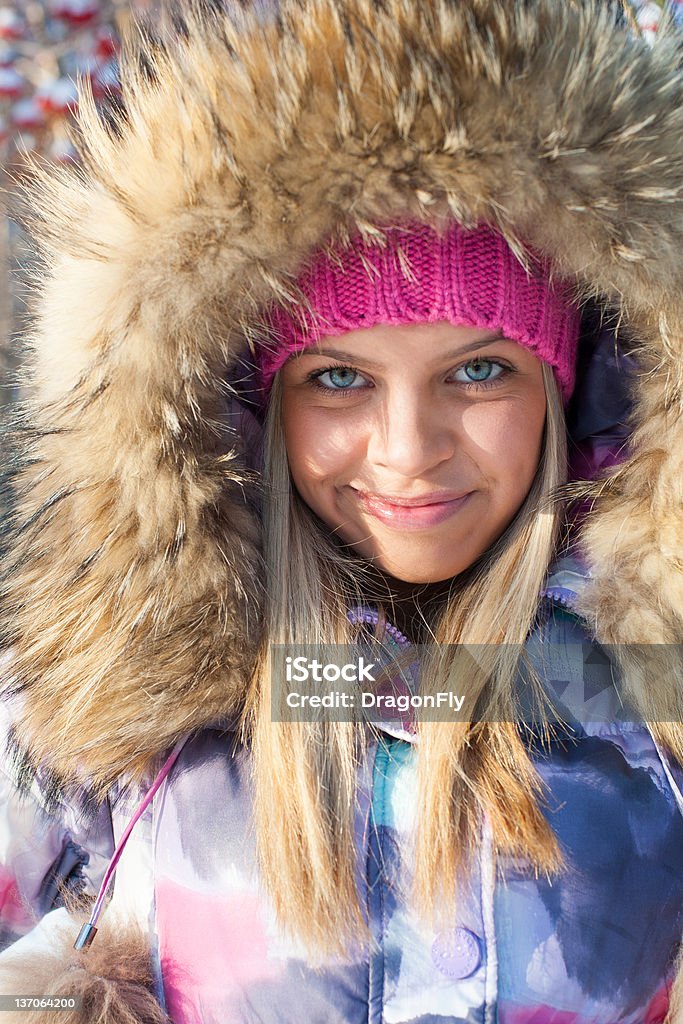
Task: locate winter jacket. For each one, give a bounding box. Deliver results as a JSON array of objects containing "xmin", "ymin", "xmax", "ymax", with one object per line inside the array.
[{"xmin": 1, "ymin": 1, "xmax": 683, "ymax": 1021}]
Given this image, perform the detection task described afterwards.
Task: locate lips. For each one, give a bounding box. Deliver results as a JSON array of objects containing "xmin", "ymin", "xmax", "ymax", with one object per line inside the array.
[
  {"xmin": 354, "ymin": 489, "xmax": 471, "ymax": 507},
  {"xmin": 350, "ymin": 487, "xmax": 473, "ymax": 529}
]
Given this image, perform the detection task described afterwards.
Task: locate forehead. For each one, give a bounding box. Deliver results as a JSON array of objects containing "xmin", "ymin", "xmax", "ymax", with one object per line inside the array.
[{"xmin": 285, "ymin": 322, "xmax": 540, "ymax": 370}]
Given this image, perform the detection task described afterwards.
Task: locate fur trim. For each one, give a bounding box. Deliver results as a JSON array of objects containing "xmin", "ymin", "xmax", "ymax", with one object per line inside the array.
[
  {"xmin": 0, "ymin": 915, "xmax": 167, "ymax": 1023},
  {"xmin": 2, "ymin": 0, "xmax": 683, "ymax": 784},
  {"xmin": 668, "ymin": 952, "xmax": 683, "ymax": 1024}
]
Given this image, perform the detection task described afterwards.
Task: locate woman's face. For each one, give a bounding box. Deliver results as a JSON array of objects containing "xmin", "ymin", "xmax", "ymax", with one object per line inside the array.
[{"xmin": 280, "ymin": 322, "xmax": 547, "ymax": 584}]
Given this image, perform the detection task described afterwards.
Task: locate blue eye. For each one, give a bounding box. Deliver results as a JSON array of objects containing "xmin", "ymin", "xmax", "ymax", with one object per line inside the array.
[
  {"xmin": 305, "ymin": 358, "xmax": 511, "ymax": 396},
  {"xmin": 453, "ymin": 359, "xmax": 505, "ymax": 386},
  {"xmin": 310, "ymin": 366, "xmax": 369, "ymax": 392}
]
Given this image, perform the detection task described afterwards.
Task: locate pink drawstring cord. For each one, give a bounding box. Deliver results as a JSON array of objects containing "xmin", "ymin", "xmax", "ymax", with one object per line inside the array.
[{"xmin": 73, "ymin": 736, "xmax": 187, "ymax": 950}]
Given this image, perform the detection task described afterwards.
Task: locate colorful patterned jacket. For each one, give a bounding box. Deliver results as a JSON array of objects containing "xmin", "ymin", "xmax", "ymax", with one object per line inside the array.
[{"xmin": 1, "ymin": 566, "xmax": 683, "ymax": 1023}]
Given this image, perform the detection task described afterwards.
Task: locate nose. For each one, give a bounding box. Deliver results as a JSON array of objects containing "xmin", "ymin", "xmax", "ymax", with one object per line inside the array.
[{"xmin": 366, "ymin": 386, "xmax": 456, "ymax": 477}]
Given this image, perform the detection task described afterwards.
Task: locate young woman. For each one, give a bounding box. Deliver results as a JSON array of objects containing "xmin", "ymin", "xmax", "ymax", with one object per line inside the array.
[{"xmin": 0, "ymin": 1, "xmax": 682, "ymax": 1022}]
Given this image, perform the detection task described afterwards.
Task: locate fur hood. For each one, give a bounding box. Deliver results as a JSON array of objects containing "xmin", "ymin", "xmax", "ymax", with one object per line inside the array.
[{"xmin": 2, "ymin": 0, "xmax": 683, "ymax": 795}]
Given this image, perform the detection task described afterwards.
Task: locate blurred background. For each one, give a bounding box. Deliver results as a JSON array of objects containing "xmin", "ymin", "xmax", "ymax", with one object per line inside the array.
[
  {"xmin": 0, "ymin": 0, "xmax": 154, "ymax": 410},
  {"xmin": 0, "ymin": 0, "xmax": 679, "ymax": 411}
]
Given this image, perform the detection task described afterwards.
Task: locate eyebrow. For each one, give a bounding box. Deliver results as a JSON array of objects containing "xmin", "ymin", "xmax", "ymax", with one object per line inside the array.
[{"xmin": 296, "ymin": 333, "xmax": 508, "ymax": 369}]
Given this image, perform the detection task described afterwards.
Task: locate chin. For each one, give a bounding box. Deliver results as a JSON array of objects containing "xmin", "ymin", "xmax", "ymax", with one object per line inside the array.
[
  {"xmin": 341, "ymin": 532, "xmax": 472, "ymax": 584},
  {"xmin": 373, "ymin": 559, "xmax": 463, "ymax": 586}
]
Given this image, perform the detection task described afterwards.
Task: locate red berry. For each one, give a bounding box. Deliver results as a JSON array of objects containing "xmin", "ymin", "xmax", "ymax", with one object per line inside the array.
[
  {"xmin": 94, "ymin": 26, "xmax": 118, "ymax": 59},
  {"xmin": 57, "ymin": 0, "xmax": 99, "ymax": 26},
  {"xmin": 37, "ymin": 77, "xmax": 78, "ymax": 115},
  {"xmin": 0, "ymin": 8, "xmax": 25, "ymax": 41},
  {"xmin": 11, "ymin": 98, "xmax": 45, "ymax": 129},
  {"xmin": 0, "ymin": 66, "xmax": 24, "ymax": 99}
]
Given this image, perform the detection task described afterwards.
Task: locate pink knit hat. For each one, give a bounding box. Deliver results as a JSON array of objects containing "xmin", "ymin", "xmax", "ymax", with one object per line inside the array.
[{"xmin": 259, "ymin": 222, "xmax": 581, "ymax": 403}]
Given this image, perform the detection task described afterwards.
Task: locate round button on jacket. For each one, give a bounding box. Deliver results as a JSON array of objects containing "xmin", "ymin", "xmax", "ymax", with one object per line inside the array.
[{"xmin": 431, "ymin": 927, "xmax": 482, "ymax": 980}]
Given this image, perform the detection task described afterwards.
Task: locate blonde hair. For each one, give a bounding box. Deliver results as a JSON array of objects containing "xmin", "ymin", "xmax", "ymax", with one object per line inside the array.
[{"xmin": 243, "ymin": 361, "xmax": 568, "ymax": 954}]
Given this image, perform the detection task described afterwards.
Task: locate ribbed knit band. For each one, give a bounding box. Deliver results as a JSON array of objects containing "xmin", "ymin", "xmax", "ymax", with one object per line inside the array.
[{"xmin": 260, "ymin": 222, "xmax": 581, "ymax": 403}]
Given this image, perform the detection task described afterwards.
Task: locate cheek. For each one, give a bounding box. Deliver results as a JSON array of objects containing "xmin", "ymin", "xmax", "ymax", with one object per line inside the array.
[
  {"xmin": 461, "ymin": 400, "xmax": 545, "ymax": 495},
  {"xmin": 283, "ymin": 405, "xmax": 363, "ymax": 495}
]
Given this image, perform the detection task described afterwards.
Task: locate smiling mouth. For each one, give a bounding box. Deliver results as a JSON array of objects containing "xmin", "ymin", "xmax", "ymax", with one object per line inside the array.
[
  {"xmin": 349, "ymin": 488, "xmax": 473, "ymax": 529},
  {"xmin": 352, "ymin": 488, "xmax": 471, "ymax": 507}
]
